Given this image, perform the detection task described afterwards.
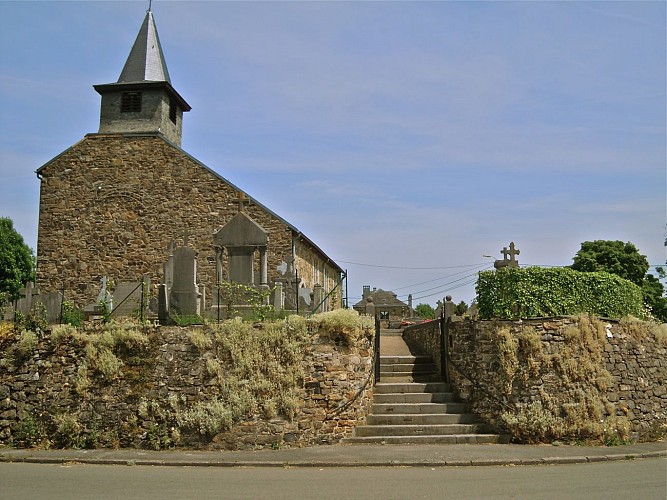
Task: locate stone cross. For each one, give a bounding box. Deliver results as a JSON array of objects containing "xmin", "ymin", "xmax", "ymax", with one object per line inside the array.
[
  {"xmin": 494, "ymin": 241, "xmax": 520, "ymax": 269},
  {"xmin": 237, "ymin": 192, "xmax": 250, "ymax": 212}
]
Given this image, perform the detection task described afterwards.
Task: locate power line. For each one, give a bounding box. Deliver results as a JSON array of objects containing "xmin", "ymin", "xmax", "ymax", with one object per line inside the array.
[
  {"xmin": 335, "ymin": 260, "xmax": 491, "ymax": 270},
  {"xmin": 391, "ymin": 263, "xmax": 491, "ymax": 292}
]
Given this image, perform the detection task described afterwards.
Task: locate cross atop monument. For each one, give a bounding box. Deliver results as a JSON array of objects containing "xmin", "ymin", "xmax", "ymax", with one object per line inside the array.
[
  {"xmin": 237, "ymin": 191, "xmax": 250, "ymax": 212},
  {"xmin": 494, "ymin": 241, "xmax": 520, "ymax": 269}
]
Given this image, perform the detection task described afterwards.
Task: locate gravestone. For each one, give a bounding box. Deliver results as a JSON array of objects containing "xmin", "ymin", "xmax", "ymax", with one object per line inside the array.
[
  {"xmin": 163, "ymin": 241, "xmax": 175, "ymax": 292},
  {"xmin": 170, "ymin": 246, "xmax": 200, "ymax": 316},
  {"xmin": 275, "ymin": 255, "xmax": 301, "ymax": 310},
  {"xmin": 84, "ymin": 276, "xmax": 113, "ymax": 320},
  {"xmin": 113, "ymin": 279, "xmax": 149, "ymax": 318},
  {"xmin": 97, "ymin": 276, "xmax": 113, "ymax": 311},
  {"xmin": 158, "ymin": 284, "xmax": 169, "ymax": 323},
  {"xmin": 213, "ymin": 212, "xmax": 268, "ymax": 288},
  {"xmin": 312, "ymin": 284, "xmax": 325, "ymax": 313}
]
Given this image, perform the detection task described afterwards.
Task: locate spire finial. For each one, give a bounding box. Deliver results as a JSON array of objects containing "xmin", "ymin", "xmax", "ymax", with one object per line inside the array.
[{"xmin": 148, "ymin": 0, "xmax": 152, "ymax": 13}]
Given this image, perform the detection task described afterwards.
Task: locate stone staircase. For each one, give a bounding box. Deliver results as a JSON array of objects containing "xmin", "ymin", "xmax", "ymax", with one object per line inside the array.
[{"xmin": 343, "ymin": 331, "xmax": 503, "ymax": 445}]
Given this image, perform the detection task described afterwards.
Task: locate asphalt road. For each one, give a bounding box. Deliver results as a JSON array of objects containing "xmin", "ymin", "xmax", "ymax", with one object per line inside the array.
[{"xmin": 1, "ymin": 458, "xmax": 665, "ymax": 499}]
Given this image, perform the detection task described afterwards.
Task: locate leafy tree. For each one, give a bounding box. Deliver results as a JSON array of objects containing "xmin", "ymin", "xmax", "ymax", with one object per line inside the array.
[
  {"xmin": 455, "ymin": 300, "xmax": 468, "ymax": 316},
  {"xmin": 571, "ymin": 240, "xmax": 666, "ymax": 322},
  {"xmin": 414, "ymin": 303, "xmax": 435, "ymax": 319},
  {"xmin": 571, "ymin": 240, "xmax": 648, "ymax": 285},
  {"xmin": 0, "ymin": 218, "xmax": 35, "ymax": 306}
]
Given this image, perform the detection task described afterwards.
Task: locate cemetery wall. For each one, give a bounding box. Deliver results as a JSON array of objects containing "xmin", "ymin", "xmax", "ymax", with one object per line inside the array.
[
  {"xmin": 405, "ymin": 317, "xmax": 667, "ymax": 441},
  {"xmin": 0, "ymin": 323, "xmax": 374, "ymax": 449},
  {"xmin": 36, "ymin": 134, "xmax": 340, "ymax": 310}
]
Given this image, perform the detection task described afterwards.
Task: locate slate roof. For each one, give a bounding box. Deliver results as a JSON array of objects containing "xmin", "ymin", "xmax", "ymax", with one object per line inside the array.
[
  {"xmin": 118, "ymin": 10, "xmax": 170, "ymax": 83},
  {"xmin": 353, "ymin": 289, "xmax": 408, "ymax": 310}
]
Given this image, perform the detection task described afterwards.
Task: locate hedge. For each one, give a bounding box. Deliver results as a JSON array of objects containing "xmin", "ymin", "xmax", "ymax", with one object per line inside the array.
[{"xmin": 476, "ymin": 267, "xmax": 644, "ymax": 320}]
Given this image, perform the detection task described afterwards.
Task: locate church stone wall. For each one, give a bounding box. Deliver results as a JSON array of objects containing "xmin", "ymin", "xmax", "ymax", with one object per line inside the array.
[
  {"xmin": 294, "ymin": 239, "xmax": 343, "ymax": 310},
  {"xmin": 36, "ymin": 133, "xmax": 318, "ymax": 309}
]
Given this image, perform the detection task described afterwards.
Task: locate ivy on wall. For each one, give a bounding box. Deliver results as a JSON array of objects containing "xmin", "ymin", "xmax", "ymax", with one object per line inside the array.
[{"xmin": 476, "ymin": 267, "xmax": 644, "ymax": 320}]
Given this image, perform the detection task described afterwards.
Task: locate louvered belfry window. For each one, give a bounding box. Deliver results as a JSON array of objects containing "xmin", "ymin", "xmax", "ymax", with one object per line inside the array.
[
  {"xmin": 121, "ymin": 92, "xmax": 142, "ymax": 113},
  {"xmin": 169, "ymin": 98, "xmax": 177, "ymax": 124}
]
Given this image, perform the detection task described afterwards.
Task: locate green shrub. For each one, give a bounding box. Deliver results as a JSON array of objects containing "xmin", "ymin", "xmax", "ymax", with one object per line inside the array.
[
  {"xmin": 16, "ymin": 329, "xmax": 38, "ymax": 358},
  {"xmin": 308, "ymin": 308, "xmax": 374, "ymax": 346},
  {"xmin": 60, "ymin": 301, "xmax": 84, "ymax": 327},
  {"xmin": 187, "ymin": 328, "xmax": 213, "ymax": 350},
  {"xmin": 13, "ymin": 414, "xmax": 47, "ymax": 448},
  {"xmin": 476, "ymin": 267, "xmax": 644, "ymax": 320},
  {"xmin": 170, "ymin": 313, "xmax": 204, "ymax": 326},
  {"xmin": 177, "ymin": 399, "xmax": 233, "ymax": 436},
  {"xmin": 50, "ymin": 324, "xmax": 77, "ymax": 345},
  {"xmin": 53, "ymin": 413, "xmax": 85, "ymax": 448}
]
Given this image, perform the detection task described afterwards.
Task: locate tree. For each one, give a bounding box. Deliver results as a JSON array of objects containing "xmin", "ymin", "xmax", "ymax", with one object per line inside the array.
[
  {"xmin": 414, "ymin": 303, "xmax": 435, "ymax": 319},
  {"xmin": 455, "ymin": 300, "xmax": 468, "ymax": 316},
  {"xmin": 571, "ymin": 240, "xmax": 648, "ymax": 285},
  {"xmin": 0, "ymin": 217, "xmax": 35, "ymax": 306},
  {"xmin": 571, "ymin": 240, "xmax": 666, "ymax": 322}
]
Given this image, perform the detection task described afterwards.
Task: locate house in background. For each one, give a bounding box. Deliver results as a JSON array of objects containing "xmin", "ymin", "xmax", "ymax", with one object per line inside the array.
[{"xmin": 353, "ymin": 286, "xmax": 411, "ymax": 325}]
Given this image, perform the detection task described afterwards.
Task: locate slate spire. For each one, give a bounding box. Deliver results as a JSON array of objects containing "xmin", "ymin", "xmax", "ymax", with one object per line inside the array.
[
  {"xmin": 93, "ymin": 8, "xmax": 190, "ymax": 147},
  {"xmin": 118, "ymin": 10, "xmax": 171, "ymax": 83}
]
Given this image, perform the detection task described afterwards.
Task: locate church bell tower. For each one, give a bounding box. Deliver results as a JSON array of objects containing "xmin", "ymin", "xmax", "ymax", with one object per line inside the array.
[{"xmin": 93, "ymin": 9, "xmax": 191, "ymax": 147}]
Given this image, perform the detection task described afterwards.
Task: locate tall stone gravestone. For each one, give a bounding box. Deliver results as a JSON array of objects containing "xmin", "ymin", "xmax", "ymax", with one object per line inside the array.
[{"xmin": 170, "ymin": 246, "xmax": 200, "ymax": 316}]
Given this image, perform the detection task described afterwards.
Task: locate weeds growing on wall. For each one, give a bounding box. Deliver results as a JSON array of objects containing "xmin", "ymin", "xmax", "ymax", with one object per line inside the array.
[
  {"xmin": 6, "ymin": 310, "xmax": 373, "ymax": 450},
  {"xmin": 490, "ymin": 316, "xmax": 633, "ymax": 444},
  {"xmin": 308, "ymin": 308, "xmax": 374, "ymax": 346}
]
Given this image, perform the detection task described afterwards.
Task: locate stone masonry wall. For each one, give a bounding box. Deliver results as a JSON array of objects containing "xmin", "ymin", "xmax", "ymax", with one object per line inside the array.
[
  {"xmin": 36, "ymin": 133, "xmax": 339, "ymax": 310},
  {"xmin": 0, "ymin": 324, "xmax": 374, "ymax": 449},
  {"xmin": 295, "ymin": 239, "xmax": 343, "ymax": 310},
  {"xmin": 405, "ymin": 317, "xmax": 667, "ymax": 440}
]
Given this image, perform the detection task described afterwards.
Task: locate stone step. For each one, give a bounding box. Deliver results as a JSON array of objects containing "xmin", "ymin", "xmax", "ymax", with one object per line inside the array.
[
  {"xmin": 378, "ymin": 374, "xmax": 441, "ymax": 383},
  {"xmin": 342, "ymin": 434, "xmax": 505, "ymax": 445},
  {"xmin": 380, "ymin": 329, "xmax": 404, "ymax": 337},
  {"xmin": 374, "ymin": 382, "xmax": 452, "ymax": 394},
  {"xmin": 380, "ymin": 363, "xmax": 436, "ymax": 373},
  {"xmin": 372, "ymin": 402, "xmax": 467, "ymax": 414},
  {"xmin": 354, "ymin": 423, "xmax": 484, "ymax": 437},
  {"xmin": 380, "ymin": 355, "xmax": 432, "ymax": 364},
  {"xmin": 374, "ymin": 392, "xmax": 456, "ymax": 404},
  {"xmin": 367, "ymin": 413, "xmax": 478, "ymax": 425}
]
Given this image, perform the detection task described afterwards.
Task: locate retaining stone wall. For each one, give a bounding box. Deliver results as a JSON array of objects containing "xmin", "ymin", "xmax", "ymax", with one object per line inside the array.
[
  {"xmin": 0, "ymin": 325, "xmax": 373, "ymax": 449},
  {"xmin": 405, "ymin": 317, "xmax": 667, "ymax": 440}
]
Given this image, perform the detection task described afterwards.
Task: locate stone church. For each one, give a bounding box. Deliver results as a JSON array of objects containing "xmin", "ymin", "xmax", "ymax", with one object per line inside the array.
[{"xmin": 35, "ymin": 10, "xmax": 344, "ymax": 313}]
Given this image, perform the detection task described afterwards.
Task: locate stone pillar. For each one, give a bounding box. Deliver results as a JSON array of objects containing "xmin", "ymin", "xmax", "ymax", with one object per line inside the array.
[
  {"xmin": 444, "ymin": 295, "xmax": 455, "ymax": 322},
  {"xmin": 273, "ymin": 281, "xmax": 284, "ymax": 311},
  {"xmin": 365, "ymin": 296, "xmax": 375, "ymax": 317},
  {"xmin": 408, "ymin": 293, "xmax": 413, "ymax": 317},
  {"xmin": 260, "ymin": 247, "xmax": 268, "ymax": 286},
  {"xmin": 158, "ymin": 284, "xmax": 169, "ymax": 323}
]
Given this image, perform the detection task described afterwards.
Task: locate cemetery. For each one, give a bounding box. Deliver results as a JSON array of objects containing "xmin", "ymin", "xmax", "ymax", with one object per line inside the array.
[{"xmin": 1, "ymin": 9, "xmax": 665, "ymax": 451}]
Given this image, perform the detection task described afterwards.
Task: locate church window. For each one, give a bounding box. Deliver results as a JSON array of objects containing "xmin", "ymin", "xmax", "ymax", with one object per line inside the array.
[
  {"xmin": 121, "ymin": 92, "xmax": 142, "ymax": 113},
  {"xmin": 169, "ymin": 98, "xmax": 178, "ymax": 124}
]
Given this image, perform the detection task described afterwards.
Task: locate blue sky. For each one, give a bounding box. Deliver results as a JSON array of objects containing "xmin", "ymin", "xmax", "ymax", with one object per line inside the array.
[{"xmin": 1, "ymin": 1, "xmax": 665, "ymax": 307}]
